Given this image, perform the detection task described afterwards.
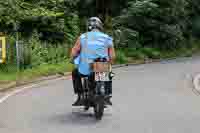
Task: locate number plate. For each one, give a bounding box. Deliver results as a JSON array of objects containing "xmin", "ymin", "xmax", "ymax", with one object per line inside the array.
[{"xmin": 95, "ymin": 72, "xmax": 110, "ymax": 81}]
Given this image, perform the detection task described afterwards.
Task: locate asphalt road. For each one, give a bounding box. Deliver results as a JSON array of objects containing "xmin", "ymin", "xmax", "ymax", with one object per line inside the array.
[{"xmin": 1, "ymin": 57, "xmax": 200, "ymax": 133}]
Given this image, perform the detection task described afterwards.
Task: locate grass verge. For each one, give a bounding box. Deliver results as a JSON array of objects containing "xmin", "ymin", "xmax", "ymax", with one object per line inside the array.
[
  {"xmin": 116, "ymin": 41, "xmax": 200, "ymax": 64},
  {"xmin": 0, "ymin": 61, "xmax": 74, "ymax": 82},
  {"xmin": 1, "ymin": 41, "xmax": 200, "ymax": 83},
  {"xmin": 18, "ymin": 62, "xmax": 74, "ymax": 81}
]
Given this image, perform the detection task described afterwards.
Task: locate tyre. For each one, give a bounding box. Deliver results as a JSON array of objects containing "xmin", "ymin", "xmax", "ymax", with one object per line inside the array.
[
  {"xmin": 84, "ymin": 106, "xmax": 90, "ymax": 111},
  {"xmin": 94, "ymin": 97, "xmax": 104, "ymax": 120}
]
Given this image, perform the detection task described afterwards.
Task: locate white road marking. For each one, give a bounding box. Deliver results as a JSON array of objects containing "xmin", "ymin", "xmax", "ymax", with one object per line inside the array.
[
  {"xmin": 0, "ymin": 84, "xmax": 37, "ymax": 104},
  {"xmin": 0, "ymin": 76, "xmax": 71, "ymax": 104}
]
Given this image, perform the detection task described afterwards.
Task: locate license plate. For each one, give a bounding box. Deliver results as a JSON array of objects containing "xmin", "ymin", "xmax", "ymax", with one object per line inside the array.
[{"xmin": 95, "ymin": 72, "xmax": 109, "ymax": 81}]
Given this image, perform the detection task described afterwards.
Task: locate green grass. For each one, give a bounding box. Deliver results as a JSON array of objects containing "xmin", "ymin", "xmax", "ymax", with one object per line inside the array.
[
  {"xmin": 0, "ymin": 64, "xmax": 17, "ymax": 81},
  {"xmin": 115, "ymin": 50, "xmax": 129, "ymax": 64},
  {"xmin": 0, "ymin": 71, "xmax": 17, "ymax": 81},
  {"xmin": 0, "ymin": 61, "xmax": 74, "ymax": 82},
  {"xmin": 115, "ymin": 41, "xmax": 200, "ymax": 64},
  {"xmin": 1, "ymin": 41, "xmax": 200, "ymax": 82},
  {"xmin": 19, "ymin": 61, "xmax": 74, "ymax": 81}
]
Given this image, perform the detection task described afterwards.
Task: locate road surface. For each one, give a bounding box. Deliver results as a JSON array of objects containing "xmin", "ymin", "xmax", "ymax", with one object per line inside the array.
[{"xmin": 1, "ymin": 57, "xmax": 200, "ymax": 133}]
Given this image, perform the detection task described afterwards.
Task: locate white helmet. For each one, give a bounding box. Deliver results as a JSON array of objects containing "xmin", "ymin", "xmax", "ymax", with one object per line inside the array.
[{"xmin": 88, "ymin": 17, "xmax": 103, "ymax": 31}]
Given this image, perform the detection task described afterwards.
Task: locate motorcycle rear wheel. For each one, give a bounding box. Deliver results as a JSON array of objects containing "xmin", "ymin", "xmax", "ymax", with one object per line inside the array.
[{"xmin": 94, "ymin": 97, "xmax": 104, "ymax": 120}]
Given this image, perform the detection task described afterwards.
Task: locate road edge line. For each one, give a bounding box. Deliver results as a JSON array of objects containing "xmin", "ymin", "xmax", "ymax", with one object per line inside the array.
[
  {"xmin": 0, "ymin": 76, "xmax": 71, "ymax": 104},
  {"xmin": 0, "ymin": 55, "xmax": 199, "ymax": 104}
]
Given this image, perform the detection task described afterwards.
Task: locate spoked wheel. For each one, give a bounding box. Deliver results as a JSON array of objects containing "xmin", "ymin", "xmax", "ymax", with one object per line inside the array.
[{"xmin": 94, "ymin": 97, "xmax": 104, "ymax": 120}]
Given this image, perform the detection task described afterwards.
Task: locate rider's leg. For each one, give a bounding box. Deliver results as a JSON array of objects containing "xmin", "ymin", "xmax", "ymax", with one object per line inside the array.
[
  {"xmin": 72, "ymin": 68, "xmax": 84, "ymax": 106},
  {"xmin": 105, "ymin": 81, "xmax": 112, "ymax": 95},
  {"xmin": 105, "ymin": 81, "xmax": 112, "ymax": 105},
  {"xmin": 72, "ymin": 68, "xmax": 79, "ymax": 94},
  {"xmin": 88, "ymin": 72, "xmax": 96, "ymax": 93}
]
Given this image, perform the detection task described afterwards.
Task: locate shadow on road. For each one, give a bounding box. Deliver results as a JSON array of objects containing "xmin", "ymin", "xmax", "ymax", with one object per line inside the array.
[{"xmin": 44, "ymin": 108, "xmax": 112, "ymax": 126}]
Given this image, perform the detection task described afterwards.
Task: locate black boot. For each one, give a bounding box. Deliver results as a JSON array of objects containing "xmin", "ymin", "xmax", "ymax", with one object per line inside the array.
[
  {"xmin": 105, "ymin": 95, "xmax": 112, "ymax": 106},
  {"xmin": 72, "ymin": 94, "xmax": 83, "ymax": 106}
]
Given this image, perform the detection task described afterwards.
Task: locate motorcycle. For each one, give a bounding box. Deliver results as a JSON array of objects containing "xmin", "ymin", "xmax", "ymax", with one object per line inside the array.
[{"xmin": 80, "ymin": 58, "xmax": 114, "ymax": 120}]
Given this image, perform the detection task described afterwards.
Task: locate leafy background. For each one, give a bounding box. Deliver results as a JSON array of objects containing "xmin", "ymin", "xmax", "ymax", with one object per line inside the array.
[{"xmin": 1, "ymin": 0, "xmax": 200, "ymax": 80}]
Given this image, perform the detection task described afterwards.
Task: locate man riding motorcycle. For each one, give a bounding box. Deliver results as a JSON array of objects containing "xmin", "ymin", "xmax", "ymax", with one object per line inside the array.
[{"xmin": 71, "ymin": 17, "xmax": 116, "ymax": 106}]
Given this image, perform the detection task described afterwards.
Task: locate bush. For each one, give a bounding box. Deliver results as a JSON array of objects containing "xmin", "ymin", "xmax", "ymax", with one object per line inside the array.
[
  {"xmin": 116, "ymin": 50, "xmax": 128, "ymax": 64},
  {"xmin": 114, "ymin": 0, "xmax": 188, "ymax": 50},
  {"xmin": 23, "ymin": 32, "xmax": 68, "ymax": 68},
  {"xmin": 20, "ymin": 61, "xmax": 74, "ymax": 80},
  {"xmin": 123, "ymin": 48, "xmax": 146, "ymax": 60},
  {"xmin": 140, "ymin": 48, "xmax": 161, "ymax": 59},
  {"xmin": 124, "ymin": 47, "xmax": 161, "ymax": 60}
]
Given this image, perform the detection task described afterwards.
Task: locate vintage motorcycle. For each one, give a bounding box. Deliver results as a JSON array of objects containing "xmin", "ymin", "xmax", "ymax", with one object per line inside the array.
[{"xmin": 80, "ymin": 58, "xmax": 114, "ymax": 120}]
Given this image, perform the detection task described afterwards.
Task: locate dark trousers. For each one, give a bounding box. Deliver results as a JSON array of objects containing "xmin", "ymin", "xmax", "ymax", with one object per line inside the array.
[
  {"xmin": 72, "ymin": 68, "xmax": 112, "ymax": 95},
  {"xmin": 72, "ymin": 68, "xmax": 83, "ymax": 94}
]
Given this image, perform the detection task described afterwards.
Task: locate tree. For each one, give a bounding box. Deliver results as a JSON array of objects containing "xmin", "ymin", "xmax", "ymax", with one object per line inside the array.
[
  {"xmin": 114, "ymin": 0, "xmax": 189, "ymax": 49},
  {"xmin": 0, "ymin": 0, "xmax": 65, "ymax": 40}
]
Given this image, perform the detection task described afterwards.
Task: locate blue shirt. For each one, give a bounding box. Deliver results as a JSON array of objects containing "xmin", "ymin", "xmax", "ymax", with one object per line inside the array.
[{"xmin": 74, "ymin": 31, "xmax": 113, "ymax": 75}]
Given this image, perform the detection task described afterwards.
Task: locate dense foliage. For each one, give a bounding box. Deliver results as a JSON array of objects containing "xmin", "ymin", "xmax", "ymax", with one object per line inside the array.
[
  {"xmin": 79, "ymin": 0, "xmax": 200, "ymax": 50},
  {"xmin": 0, "ymin": 0, "xmax": 67, "ymax": 41},
  {"xmin": 1, "ymin": 0, "xmax": 200, "ymax": 67},
  {"xmin": 114, "ymin": 0, "xmax": 188, "ymax": 49}
]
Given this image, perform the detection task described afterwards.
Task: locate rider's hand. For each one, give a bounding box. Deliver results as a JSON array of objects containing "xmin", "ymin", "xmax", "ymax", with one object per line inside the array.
[{"xmin": 109, "ymin": 58, "xmax": 114, "ymax": 65}]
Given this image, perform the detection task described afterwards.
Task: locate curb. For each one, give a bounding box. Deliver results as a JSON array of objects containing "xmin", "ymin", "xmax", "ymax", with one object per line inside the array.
[
  {"xmin": 0, "ymin": 81, "xmax": 17, "ymax": 92},
  {"xmin": 0, "ymin": 72, "xmax": 71, "ymax": 92},
  {"xmin": 112, "ymin": 54, "xmax": 200, "ymax": 68},
  {"xmin": 112, "ymin": 57, "xmax": 178, "ymax": 68}
]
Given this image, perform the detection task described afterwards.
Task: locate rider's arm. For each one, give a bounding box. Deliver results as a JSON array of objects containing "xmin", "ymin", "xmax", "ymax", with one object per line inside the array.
[
  {"xmin": 107, "ymin": 36, "xmax": 116, "ymax": 64},
  {"xmin": 108, "ymin": 47, "xmax": 116, "ymax": 64},
  {"xmin": 71, "ymin": 37, "xmax": 81, "ymax": 59}
]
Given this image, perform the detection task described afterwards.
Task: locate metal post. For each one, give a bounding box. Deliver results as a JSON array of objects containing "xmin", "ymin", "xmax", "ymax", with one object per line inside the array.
[
  {"xmin": 15, "ymin": 24, "xmax": 20, "ymax": 72},
  {"xmin": 15, "ymin": 21, "xmax": 21, "ymax": 85}
]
